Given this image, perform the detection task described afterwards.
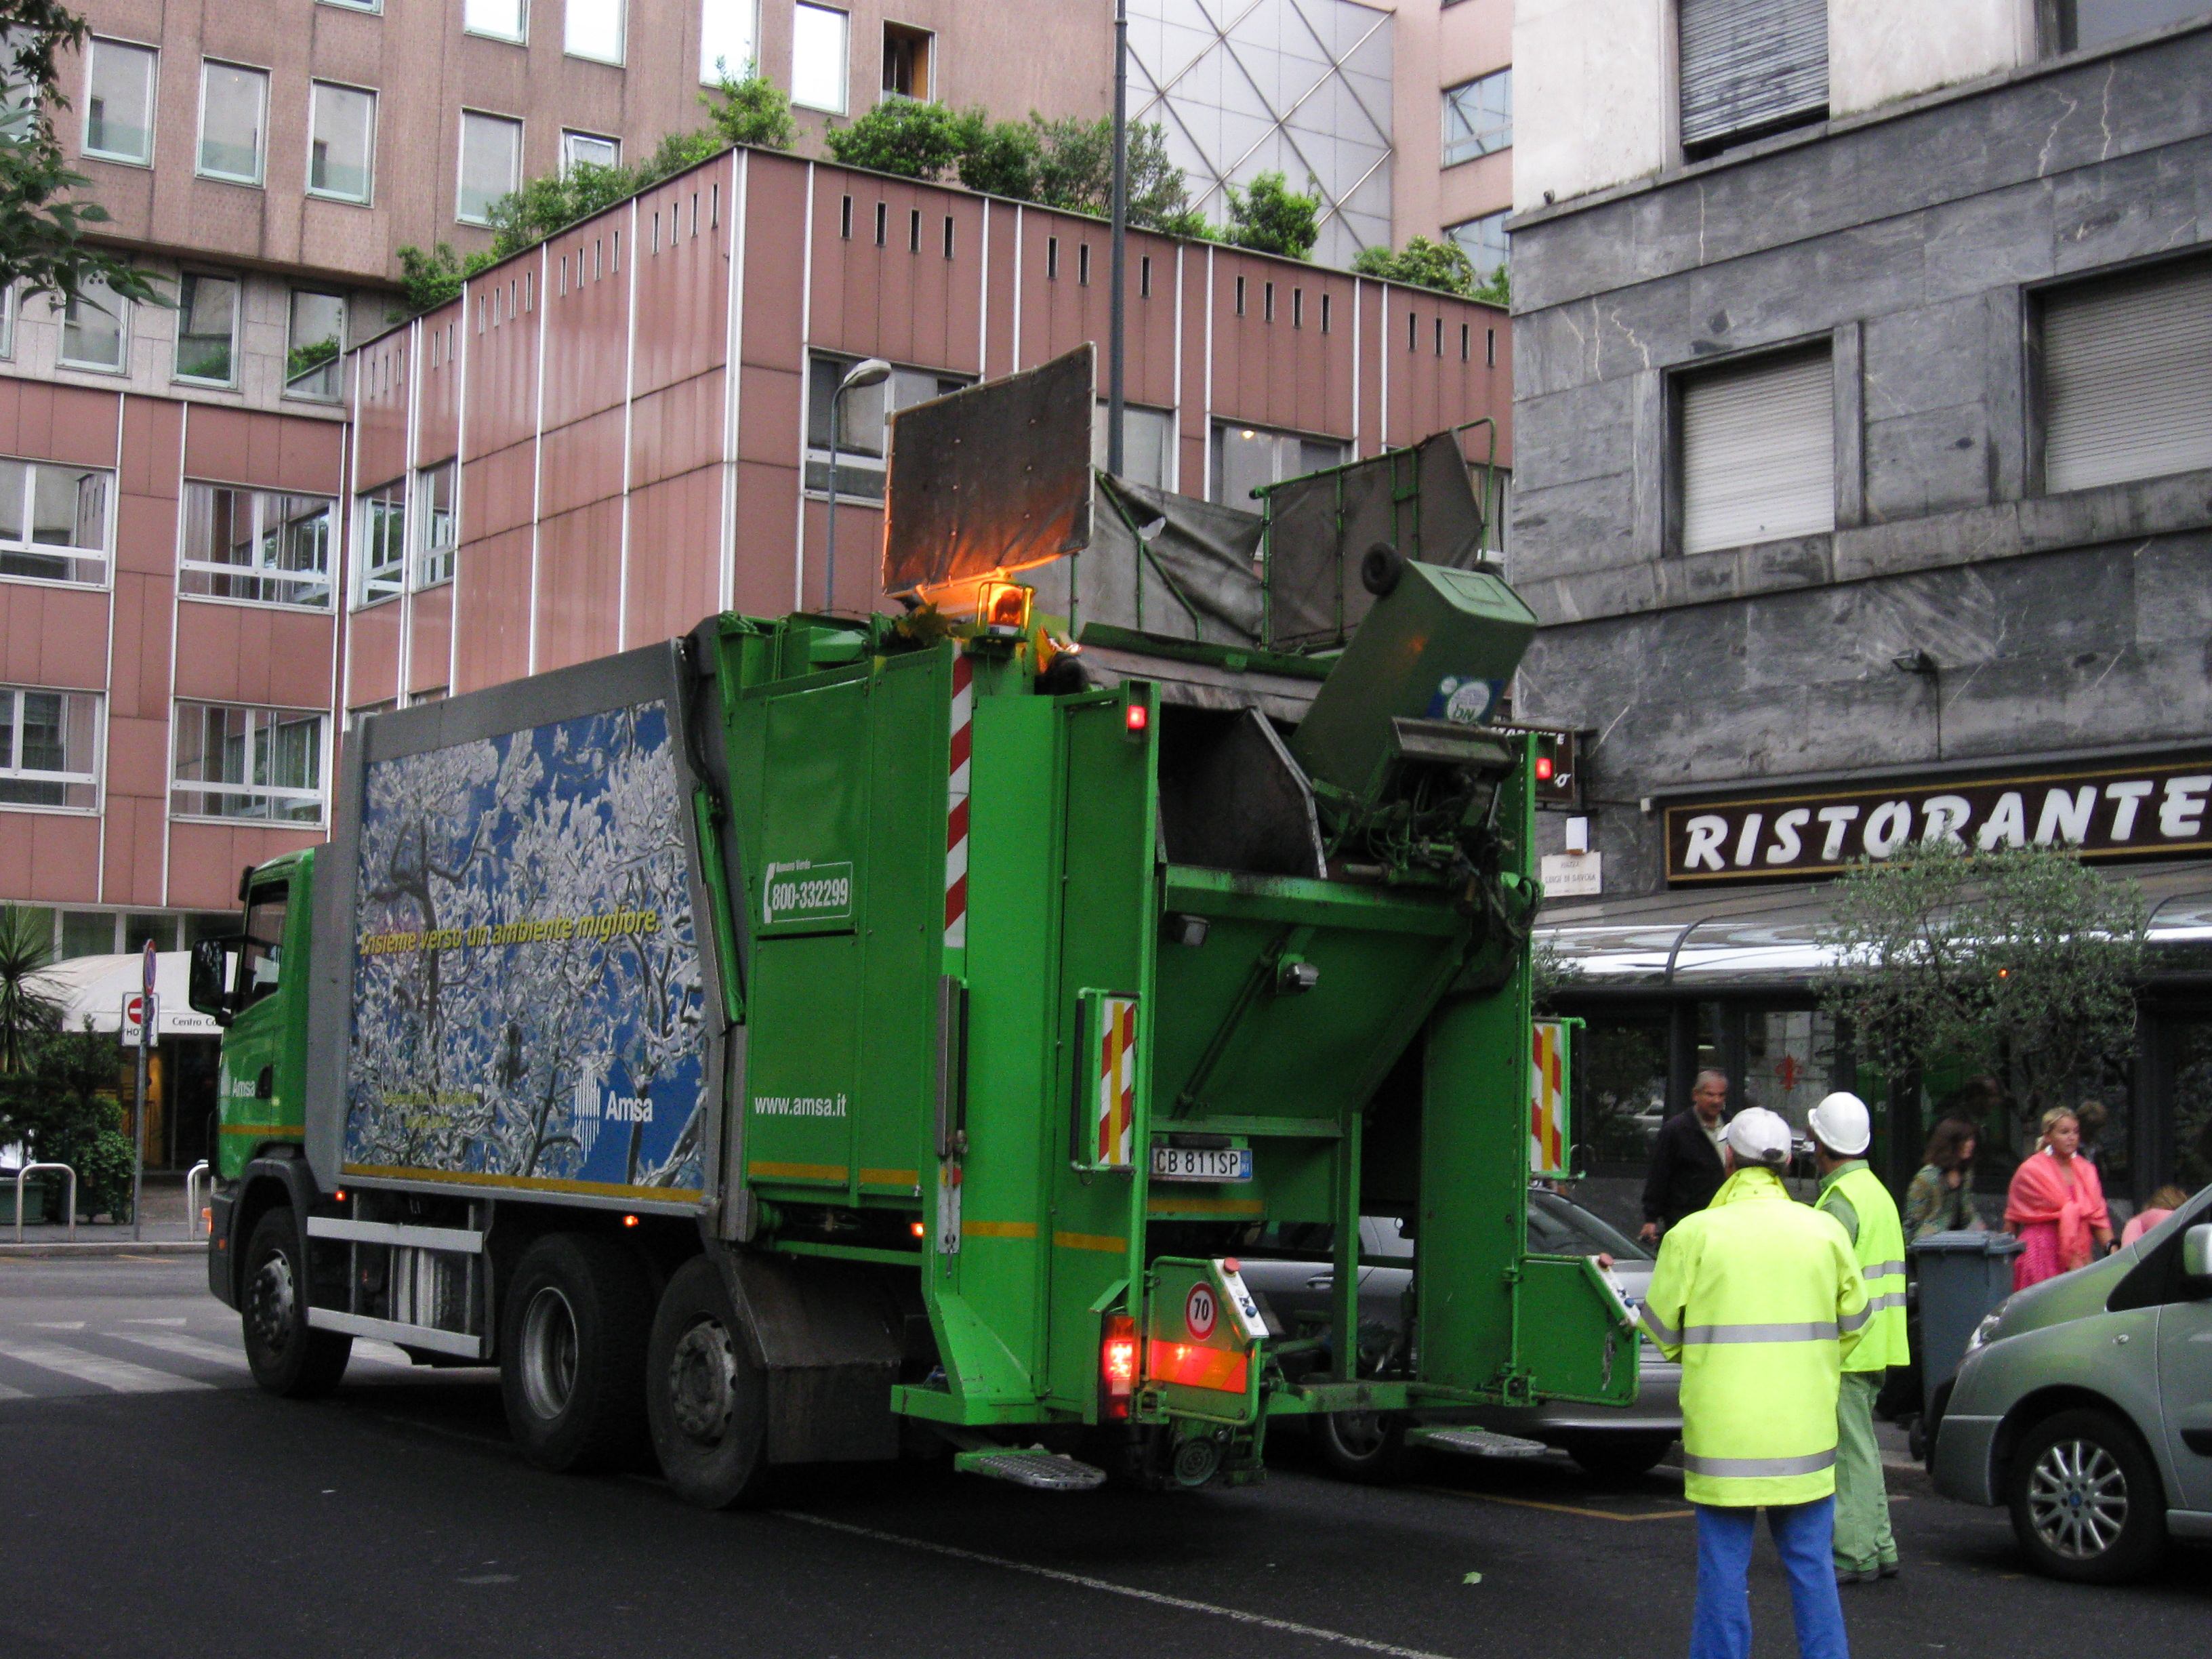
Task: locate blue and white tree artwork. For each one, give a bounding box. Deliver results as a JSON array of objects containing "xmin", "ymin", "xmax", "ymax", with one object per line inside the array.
[{"xmin": 343, "ymin": 700, "xmax": 708, "ymax": 1197}]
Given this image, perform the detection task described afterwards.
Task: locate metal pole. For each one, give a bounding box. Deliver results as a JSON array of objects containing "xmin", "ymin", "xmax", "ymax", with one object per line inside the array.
[
  {"xmin": 1107, "ymin": 0, "xmax": 1128, "ymax": 478},
  {"xmin": 825, "ymin": 398, "xmax": 842, "ymax": 614},
  {"xmin": 130, "ymin": 1026, "xmax": 147, "ymax": 1241}
]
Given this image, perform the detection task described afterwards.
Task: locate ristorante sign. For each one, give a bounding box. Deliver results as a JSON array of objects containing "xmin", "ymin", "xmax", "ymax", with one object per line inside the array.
[{"xmin": 1663, "ymin": 751, "xmax": 2212, "ymax": 886}]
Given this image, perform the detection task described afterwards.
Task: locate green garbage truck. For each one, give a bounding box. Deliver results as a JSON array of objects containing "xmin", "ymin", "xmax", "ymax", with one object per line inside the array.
[{"xmin": 193, "ymin": 354, "xmax": 1635, "ymax": 1503}]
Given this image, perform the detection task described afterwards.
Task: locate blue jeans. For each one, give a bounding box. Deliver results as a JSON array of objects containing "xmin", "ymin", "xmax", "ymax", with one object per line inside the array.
[{"xmin": 1692, "ymin": 1499, "xmax": 1849, "ymax": 1659}]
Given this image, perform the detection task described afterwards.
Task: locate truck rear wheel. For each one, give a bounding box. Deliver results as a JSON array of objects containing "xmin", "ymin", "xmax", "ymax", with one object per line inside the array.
[
  {"xmin": 647, "ymin": 1255, "xmax": 771, "ymax": 1509},
  {"xmin": 242, "ymin": 1207, "xmax": 352, "ymax": 1398},
  {"xmin": 1315, "ymin": 1406, "xmax": 1408, "ymax": 1483},
  {"xmin": 499, "ymin": 1233, "xmax": 651, "ymax": 1474}
]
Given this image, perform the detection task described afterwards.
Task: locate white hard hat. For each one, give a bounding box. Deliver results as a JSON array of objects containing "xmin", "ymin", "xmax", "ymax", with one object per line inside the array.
[
  {"xmin": 1808, "ymin": 1091, "xmax": 1872, "ymax": 1157},
  {"xmin": 1724, "ymin": 1107, "xmax": 1793, "ymax": 1168}
]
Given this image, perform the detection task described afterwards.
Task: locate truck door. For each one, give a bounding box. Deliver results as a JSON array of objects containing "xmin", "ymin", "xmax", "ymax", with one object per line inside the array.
[
  {"xmin": 216, "ymin": 874, "xmax": 305, "ymax": 1175},
  {"xmin": 2156, "ymin": 1214, "xmax": 2212, "ymax": 1513}
]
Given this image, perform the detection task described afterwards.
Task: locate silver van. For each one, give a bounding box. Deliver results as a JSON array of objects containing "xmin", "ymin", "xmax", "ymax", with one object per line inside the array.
[{"xmin": 1932, "ymin": 1184, "xmax": 2212, "ymax": 1583}]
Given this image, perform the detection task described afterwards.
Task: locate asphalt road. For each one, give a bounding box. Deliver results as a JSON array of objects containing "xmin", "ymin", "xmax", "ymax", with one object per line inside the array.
[{"xmin": 1, "ymin": 1258, "xmax": 2206, "ymax": 1659}]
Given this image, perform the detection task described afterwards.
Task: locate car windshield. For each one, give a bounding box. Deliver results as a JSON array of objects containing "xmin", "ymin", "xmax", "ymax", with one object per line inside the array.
[{"xmin": 1528, "ymin": 1190, "xmax": 1650, "ymax": 1261}]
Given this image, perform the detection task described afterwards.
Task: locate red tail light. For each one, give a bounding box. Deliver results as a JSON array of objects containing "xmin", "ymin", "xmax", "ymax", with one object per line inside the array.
[
  {"xmin": 1125, "ymin": 702, "xmax": 1149, "ymax": 733},
  {"xmin": 1101, "ymin": 1314, "xmax": 1138, "ymax": 1418}
]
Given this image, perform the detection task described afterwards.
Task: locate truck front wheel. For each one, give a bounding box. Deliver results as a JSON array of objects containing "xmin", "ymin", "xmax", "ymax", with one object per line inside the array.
[
  {"xmin": 647, "ymin": 1255, "xmax": 771, "ymax": 1509},
  {"xmin": 499, "ymin": 1233, "xmax": 651, "ymax": 1473},
  {"xmin": 242, "ymin": 1208, "xmax": 352, "ymax": 1398}
]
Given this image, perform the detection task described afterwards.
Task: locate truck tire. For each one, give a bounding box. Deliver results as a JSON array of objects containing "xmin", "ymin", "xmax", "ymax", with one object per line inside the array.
[
  {"xmin": 241, "ymin": 1207, "xmax": 352, "ymax": 1398},
  {"xmin": 647, "ymin": 1255, "xmax": 771, "ymax": 1509},
  {"xmin": 2006, "ymin": 1407, "xmax": 2168, "ymax": 1584},
  {"xmin": 499, "ymin": 1233, "xmax": 652, "ymax": 1474}
]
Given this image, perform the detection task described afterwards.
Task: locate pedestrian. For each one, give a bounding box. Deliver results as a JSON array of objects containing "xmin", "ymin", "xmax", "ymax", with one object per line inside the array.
[
  {"xmin": 1639, "ymin": 1107, "xmax": 1869, "ymax": 1659},
  {"xmin": 2003, "ymin": 1107, "xmax": 2113, "ymax": 1291},
  {"xmin": 1901, "ymin": 1118, "xmax": 1984, "ymax": 1242},
  {"xmin": 2119, "ymin": 1184, "xmax": 2191, "ymax": 1248},
  {"xmin": 1639, "ymin": 1068, "xmax": 1729, "ymax": 1246},
  {"xmin": 1807, "ymin": 1092, "xmax": 1908, "ymax": 1586},
  {"xmin": 2072, "ymin": 1099, "xmax": 2110, "ymax": 1167}
]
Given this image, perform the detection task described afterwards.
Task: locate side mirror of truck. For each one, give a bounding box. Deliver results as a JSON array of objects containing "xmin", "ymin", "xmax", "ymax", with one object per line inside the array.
[{"xmin": 189, "ymin": 937, "xmax": 241, "ymax": 1026}]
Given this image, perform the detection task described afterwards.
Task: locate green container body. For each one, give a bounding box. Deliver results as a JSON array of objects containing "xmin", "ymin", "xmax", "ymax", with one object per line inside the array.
[{"xmin": 1286, "ymin": 562, "xmax": 1538, "ymax": 802}]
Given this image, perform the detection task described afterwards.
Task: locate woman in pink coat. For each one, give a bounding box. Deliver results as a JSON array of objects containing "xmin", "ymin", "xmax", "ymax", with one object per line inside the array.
[{"xmin": 2005, "ymin": 1107, "xmax": 2114, "ymax": 1290}]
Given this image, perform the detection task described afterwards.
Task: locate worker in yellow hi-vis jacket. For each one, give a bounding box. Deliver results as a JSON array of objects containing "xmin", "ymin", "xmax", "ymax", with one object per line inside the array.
[{"xmin": 1640, "ymin": 1107, "xmax": 1870, "ymax": 1659}]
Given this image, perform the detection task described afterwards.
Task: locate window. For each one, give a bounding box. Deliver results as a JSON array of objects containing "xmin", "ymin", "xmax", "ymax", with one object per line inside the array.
[
  {"xmin": 180, "ymin": 484, "xmax": 334, "ymax": 607},
  {"xmin": 61, "ymin": 909, "xmax": 117, "ymax": 958},
  {"xmin": 1441, "ymin": 68, "xmax": 1511, "ymax": 165},
  {"xmin": 2041, "ymin": 258, "xmax": 2212, "ymax": 494},
  {"xmin": 1677, "ymin": 347, "xmax": 1835, "ymax": 554},
  {"xmin": 241, "ymin": 884, "xmax": 287, "ymax": 1003},
  {"xmin": 83, "ymin": 38, "xmax": 156, "ymax": 165},
  {"xmin": 700, "ymin": 0, "xmax": 758, "ymax": 83},
  {"xmin": 169, "ymin": 272, "xmax": 239, "ymax": 386},
  {"xmin": 1092, "ymin": 402, "xmax": 1174, "ymax": 491},
  {"xmin": 1047, "ymin": 236, "xmax": 1059, "ymax": 279},
  {"xmin": 171, "ymin": 703, "xmax": 326, "ymax": 823},
  {"xmin": 882, "ymin": 22, "xmax": 932, "ymax": 101},
  {"xmin": 1446, "ymin": 211, "xmax": 1509, "ymax": 284},
  {"xmin": 1678, "ymin": 0, "xmax": 1827, "ymax": 159},
  {"xmin": 308, "ymin": 82, "xmax": 375, "ymax": 203},
  {"xmin": 320, "ymin": 0, "xmax": 382, "ymax": 10},
  {"xmin": 198, "ymin": 60, "xmax": 268, "ymax": 186},
  {"xmin": 286, "ymin": 290, "xmax": 346, "ymax": 401},
  {"xmin": 356, "ymin": 478, "xmax": 405, "ymax": 602},
  {"xmin": 2056, "ymin": 1, "xmax": 2211, "ymax": 51},
  {"xmin": 0, "ymin": 458, "xmax": 110, "ymax": 584},
  {"xmin": 457, "ymin": 110, "xmax": 522, "ymax": 224},
  {"xmin": 804, "ymin": 352, "xmax": 968, "ymax": 500},
  {"xmin": 59, "ymin": 277, "xmax": 127, "ymax": 371},
  {"xmin": 562, "ymin": 130, "xmax": 620, "ymax": 174},
  {"xmin": 567, "ymin": 0, "xmax": 624, "ymax": 62},
  {"xmin": 1210, "ymin": 423, "xmax": 1347, "ymax": 508},
  {"xmin": 792, "ymin": 3, "xmax": 849, "ymax": 114},
  {"xmin": 464, "ymin": 0, "xmax": 527, "ymax": 42},
  {"xmin": 415, "ymin": 461, "xmax": 456, "ymax": 587},
  {"xmin": 0, "ymin": 687, "xmax": 98, "ymax": 809}
]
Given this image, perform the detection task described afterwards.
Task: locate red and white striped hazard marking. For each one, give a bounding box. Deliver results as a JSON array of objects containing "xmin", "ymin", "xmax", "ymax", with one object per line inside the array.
[{"xmin": 945, "ymin": 649, "xmax": 972, "ymax": 950}]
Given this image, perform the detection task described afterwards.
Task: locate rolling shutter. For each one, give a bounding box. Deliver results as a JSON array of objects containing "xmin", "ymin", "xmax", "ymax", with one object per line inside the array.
[
  {"xmin": 1680, "ymin": 350, "xmax": 1835, "ymax": 554},
  {"xmin": 2043, "ymin": 259, "xmax": 2212, "ymax": 495},
  {"xmin": 1679, "ymin": 0, "xmax": 1828, "ymax": 152}
]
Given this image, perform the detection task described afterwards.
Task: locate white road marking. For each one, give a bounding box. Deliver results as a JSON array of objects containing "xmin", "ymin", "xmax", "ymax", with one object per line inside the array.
[
  {"xmin": 111, "ymin": 1331, "xmax": 250, "ymax": 1370},
  {"xmin": 119, "ymin": 1317, "xmax": 189, "ymax": 1327},
  {"xmin": 0, "ymin": 1338, "xmax": 214, "ymax": 1394},
  {"xmin": 775, "ymin": 1511, "xmax": 1460, "ymax": 1659},
  {"xmin": 0, "ymin": 1380, "xmax": 26, "ymax": 1399},
  {"xmin": 30, "ymin": 1321, "xmax": 85, "ymax": 1330}
]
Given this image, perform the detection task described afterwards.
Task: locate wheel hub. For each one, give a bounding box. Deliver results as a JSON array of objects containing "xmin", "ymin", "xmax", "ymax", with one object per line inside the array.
[
  {"xmin": 2028, "ymin": 1437, "xmax": 2127, "ymax": 1559},
  {"xmin": 668, "ymin": 1318, "xmax": 738, "ymax": 1442},
  {"xmin": 248, "ymin": 1252, "xmax": 295, "ymax": 1355},
  {"xmin": 518, "ymin": 1285, "xmax": 580, "ymax": 1421}
]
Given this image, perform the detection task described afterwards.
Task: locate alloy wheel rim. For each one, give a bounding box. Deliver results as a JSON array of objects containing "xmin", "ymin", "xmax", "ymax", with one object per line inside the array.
[
  {"xmin": 2027, "ymin": 1437, "xmax": 2128, "ymax": 1559},
  {"xmin": 1330, "ymin": 1411, "xmax": 1389, "ymax": 1460},
  {"xmin": 518, "ymin": 1285, "xmax": 581, "ymax": 1421},
  {"xmin": 669, "ymin": 1317, "xmax": 738, "ymax": 1443},
  {"xmin": 249, "ymin": 1251, "xmax": 295, "ymax": 1355}
]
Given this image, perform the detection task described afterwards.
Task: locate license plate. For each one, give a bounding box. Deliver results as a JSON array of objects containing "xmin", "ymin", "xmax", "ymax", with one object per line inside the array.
[{"xmin": 1149, "ymin": 1145, "xmax": 1253, "ymax": 1183}]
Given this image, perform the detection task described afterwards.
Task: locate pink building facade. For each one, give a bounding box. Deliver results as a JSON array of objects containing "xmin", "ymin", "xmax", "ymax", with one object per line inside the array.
[{"xmin": 3, "ymin": 146, "xmax": 1509, "ymax": 962}]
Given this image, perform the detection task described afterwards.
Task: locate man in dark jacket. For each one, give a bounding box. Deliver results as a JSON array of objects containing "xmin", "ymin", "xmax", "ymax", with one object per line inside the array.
[{"xmin": 1639, "ymin": 1069, "xmax": 1729, "ymax": 1244}]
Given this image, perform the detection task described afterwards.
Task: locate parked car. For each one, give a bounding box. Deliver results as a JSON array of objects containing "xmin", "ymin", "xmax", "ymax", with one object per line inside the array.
[
  {"xmin": 1234, "ymin": 1187, "xmax": 1682, "ymax": 1482},
  {"xmin": 1931, "ymin": 1183, "xmax": 2212, "ymax": 1584}
]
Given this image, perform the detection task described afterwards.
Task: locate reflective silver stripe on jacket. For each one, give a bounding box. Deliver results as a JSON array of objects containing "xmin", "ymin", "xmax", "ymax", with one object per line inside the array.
[
  {"xmin": 1862, "ymin": 1291, "xmax": 1906, "ymax": 1313},
  {"xmin": 1862, "ymin": 1261, "xmax": 1906, "ymax": 1279},
  {"xmin": 1679, "ymin": 1321, "xmax": 1840, "ymax": 1345},
  {"xmin": 1639, "ymin": 1303, "xmax": 1681, "ymax": 1345},
  {"xmin": 1837, "ymin": 1304, "xmax": 1872, "ymax": 1332},
  {"xmin": 1682, "ymin": 1448, "xmax": 1838, "ymax": 1479}
]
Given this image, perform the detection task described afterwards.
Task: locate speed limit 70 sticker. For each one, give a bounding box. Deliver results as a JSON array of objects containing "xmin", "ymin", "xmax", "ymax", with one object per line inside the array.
[{"xmin": 1184, "ymin": 1282, "xmax": 1218, "ymax": 1341}]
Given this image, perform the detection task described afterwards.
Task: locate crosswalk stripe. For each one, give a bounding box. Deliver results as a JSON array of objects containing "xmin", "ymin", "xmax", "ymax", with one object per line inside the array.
[
  {"xmin": 110, "ymin": 1331, "xmax": 249, "ymax": 1370},
  {"xmin": 0, "ymin": 1380, "xmax": 26, "ymax": 1400},
  {"xmin": 0, "ymin": 1338, "xmax": 216, "ymax": 1394}
]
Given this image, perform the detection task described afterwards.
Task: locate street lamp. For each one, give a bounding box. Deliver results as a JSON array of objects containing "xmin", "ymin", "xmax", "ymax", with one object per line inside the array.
[{"xmin": 825, "ymin": 356, "xmax": 892, "ymax": 613}]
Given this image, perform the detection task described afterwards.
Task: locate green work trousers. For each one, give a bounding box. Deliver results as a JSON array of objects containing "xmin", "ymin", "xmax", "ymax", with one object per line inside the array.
[{"xmin": 1833, "ymin": 1370, "xmax": 1896, "ymax": 1573}]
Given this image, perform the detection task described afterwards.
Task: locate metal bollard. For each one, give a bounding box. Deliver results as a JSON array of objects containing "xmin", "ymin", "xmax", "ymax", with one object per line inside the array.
[
  {"xmin": 14, "ymin": 1163, "xmax": 77, "ymax": 1245},
  {"xmin": 185, "ymin": 1161, "xmax": 212, "ymax": 1240}
]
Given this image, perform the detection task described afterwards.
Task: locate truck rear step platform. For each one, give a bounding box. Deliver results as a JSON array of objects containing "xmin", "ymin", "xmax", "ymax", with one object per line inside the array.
[{"xmin": 952, "ymin": 1448, "xmax": 1109, "ymax": 1492}]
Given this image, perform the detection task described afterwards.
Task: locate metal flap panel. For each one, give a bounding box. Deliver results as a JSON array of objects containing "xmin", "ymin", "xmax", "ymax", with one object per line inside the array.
[
  {"xmin": 1679, "ymin": 0, "xmax": 1826, "ymax": 148},
  {"xmin": 310, "ymin": 642, "xmax": 727, "ymax": 1212},
  {"xmin": 882, "ymin": 345, "xmax": 1095, "ymax": 595}
]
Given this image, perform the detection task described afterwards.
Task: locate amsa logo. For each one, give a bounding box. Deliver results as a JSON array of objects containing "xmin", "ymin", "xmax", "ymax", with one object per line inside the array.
[{"xmin": 762, "ymin": 859, "xmax": 855, "ymax": 927}]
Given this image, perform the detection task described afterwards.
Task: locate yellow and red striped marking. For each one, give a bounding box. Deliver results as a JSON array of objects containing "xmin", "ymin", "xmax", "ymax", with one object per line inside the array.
[
  {"xmin": 945, "ymin": 648, "xmax": 972, "ymax": 951},
  {"xmin": 1529, "ymin": 1019, "xmax": 1567, "ymax": 1176},
  {"xmin": 1095, "ymin": 994, "xmax": 1138, "ymax": 1168}
]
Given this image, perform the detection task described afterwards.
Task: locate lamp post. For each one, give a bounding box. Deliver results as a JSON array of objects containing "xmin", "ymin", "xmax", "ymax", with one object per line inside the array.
[
  {"xmin": 825, "ymin": 356, "xmax": 892, "ymax": 613},
  {"xmin": 1107, "ymin": 0, "xmax": 1128, "ymax": 477}
]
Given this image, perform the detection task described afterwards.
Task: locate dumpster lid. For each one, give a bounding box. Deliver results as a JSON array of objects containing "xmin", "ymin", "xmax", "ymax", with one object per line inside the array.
[{"xmin": 1910, "ymin": 1229, "xmax": 2023, "ymax": 1255}]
